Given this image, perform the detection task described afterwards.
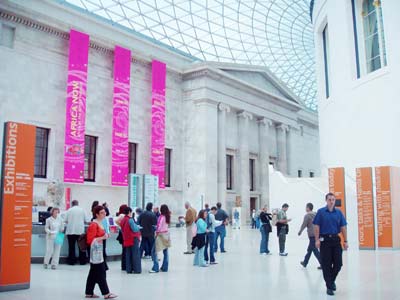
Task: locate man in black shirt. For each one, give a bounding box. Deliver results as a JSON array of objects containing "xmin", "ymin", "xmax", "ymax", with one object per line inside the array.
[
  {"xmin": 138, "ymin": 202, "xmax": 157, "ymax": 258},
  {"xmin": 214, "ymin": 202, "xmax": 229, "ymax": 253}
]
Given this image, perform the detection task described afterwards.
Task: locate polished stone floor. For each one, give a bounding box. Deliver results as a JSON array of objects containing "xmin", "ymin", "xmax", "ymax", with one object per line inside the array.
[{"xmin": 1, "ymin": 227, "xmax": 399, "ymax": 300}]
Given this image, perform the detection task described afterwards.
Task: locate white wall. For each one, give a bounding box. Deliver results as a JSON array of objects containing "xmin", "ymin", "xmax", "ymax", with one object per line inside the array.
[{"xmin": 313, "ymin": 0, "xmax": 400, "ymax": 244}]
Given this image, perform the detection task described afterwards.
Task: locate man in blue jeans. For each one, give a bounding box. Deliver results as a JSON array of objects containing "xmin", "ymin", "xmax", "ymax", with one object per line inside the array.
[
  {"xmin": 214, "ymin": 202, "xmax": 229, "ymax": 253},
  {"xmin": 298, "ymin": 203, "xmax": 322, "ymax": 269},
  {"xmin": 205, "ymin": 206, "xmax": 222, "ymax": 264}
]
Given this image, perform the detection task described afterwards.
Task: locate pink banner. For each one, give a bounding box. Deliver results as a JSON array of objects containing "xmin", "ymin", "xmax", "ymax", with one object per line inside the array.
[
  {"xmin": 150, "ymin": 60, "xmax": 166, "ymax": 188},
  {"xmin": 63, "ymin": 30, "xmax": 89, "ymax": 183},
  {"xmin": 112, "ymin": 46, "xmax": 131, "ymax": 186}
]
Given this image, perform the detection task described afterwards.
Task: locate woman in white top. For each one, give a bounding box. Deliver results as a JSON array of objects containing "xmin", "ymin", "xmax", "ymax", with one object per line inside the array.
[{"xmin": 44, "ymin": 207, "xmax": 65, "ymax": 269}]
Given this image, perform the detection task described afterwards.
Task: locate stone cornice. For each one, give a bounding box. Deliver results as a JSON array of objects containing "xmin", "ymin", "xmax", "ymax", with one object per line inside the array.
[{"xmin": 0, "ymin": 9, "xmax": 156, "ymax": 69}]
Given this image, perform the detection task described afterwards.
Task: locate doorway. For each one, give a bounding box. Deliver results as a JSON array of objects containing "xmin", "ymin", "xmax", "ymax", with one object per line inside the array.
[{"xmin": 250, "ymin": 197, "xmax": 257, "ymax": 217}]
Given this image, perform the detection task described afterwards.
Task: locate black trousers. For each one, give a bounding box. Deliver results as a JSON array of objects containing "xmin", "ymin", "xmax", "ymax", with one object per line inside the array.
[
  {"xmin": 320, "ymin": 236, "xmax": 343, "ymax": 289},
  {"xmin": 67, "ymin": 234, "xmax": 87, "ymax": 265},
  {"xmin": 85, "ymin": 262, "xmax": 110, "ymax": 296}
]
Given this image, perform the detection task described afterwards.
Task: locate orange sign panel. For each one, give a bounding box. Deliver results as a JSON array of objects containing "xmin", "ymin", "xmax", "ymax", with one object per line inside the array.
[
  {"xmin": 0, "ymin": 122, "xmax": 36, "ymax": 291},
  {"xmin": 328, "ymin": 167, "xmax": 346, "ymax": 217},
  {"xmin": 356, "ymin": 167, "xmax": 375, "ymax": 249},
  {"xmin": 375, "ymin": 166, "xmax": 392, "ymax": 248}
]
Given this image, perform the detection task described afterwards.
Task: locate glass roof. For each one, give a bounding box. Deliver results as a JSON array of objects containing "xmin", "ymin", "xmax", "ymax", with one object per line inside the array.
[{"xmin": 61, "ymin": 0, "xmax": 316, "ymax": 110}]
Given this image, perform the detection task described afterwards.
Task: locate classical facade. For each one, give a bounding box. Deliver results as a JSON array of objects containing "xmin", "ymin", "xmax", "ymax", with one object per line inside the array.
[{"xmin": 0, "ymin": 0, "xmax": 319, "ymax": 221}]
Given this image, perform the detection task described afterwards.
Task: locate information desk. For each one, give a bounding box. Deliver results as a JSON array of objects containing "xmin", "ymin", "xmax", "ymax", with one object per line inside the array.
[{"xmin": 31, "ymin": 224, "xmax": 122, "ymax": 263}]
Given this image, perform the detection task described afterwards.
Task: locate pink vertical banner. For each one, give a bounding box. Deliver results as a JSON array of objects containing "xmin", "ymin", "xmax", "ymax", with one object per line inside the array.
[
  {"xmin": 63, "ymin": 29, "xmax": 89, "ymax": 183},
  {"xmin": 112, "ymin": 46, "xmax": 131, "ymax": 186},
  {"xmin": 150, "ymin": 60, "xmax": 166, "ymax": 189}
]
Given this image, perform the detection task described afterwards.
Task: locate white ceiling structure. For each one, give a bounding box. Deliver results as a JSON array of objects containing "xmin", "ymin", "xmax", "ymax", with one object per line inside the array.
[{"xmin": 59, "ymin": 0, "xmax": 317, "ymax": 110}]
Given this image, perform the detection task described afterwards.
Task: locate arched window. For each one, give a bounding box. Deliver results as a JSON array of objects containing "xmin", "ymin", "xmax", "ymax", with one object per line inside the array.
[{"xmin": 362, "ymin": 0, "xmax": 386, "ymax": 73}]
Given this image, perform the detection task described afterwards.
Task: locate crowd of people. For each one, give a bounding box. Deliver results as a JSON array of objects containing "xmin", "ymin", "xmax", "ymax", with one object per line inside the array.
[{"xmin": 41, "ymin": 192, "xmax": 347, "ymax": 297}]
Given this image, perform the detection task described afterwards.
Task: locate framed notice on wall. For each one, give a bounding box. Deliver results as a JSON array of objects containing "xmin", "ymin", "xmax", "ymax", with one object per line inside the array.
[{"xmin": 0, "ymin": 122, "xmax": 36, "ymax": 291}]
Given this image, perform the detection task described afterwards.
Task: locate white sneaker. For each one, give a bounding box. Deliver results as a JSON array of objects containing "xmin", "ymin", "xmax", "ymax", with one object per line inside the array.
[
  {"xmin": 43, "ymin": 264, "xmax": 48, "ymax": 269},
  {"xmin": 279, "ymin": 252, "xmax": 288, "ymax": 256}
]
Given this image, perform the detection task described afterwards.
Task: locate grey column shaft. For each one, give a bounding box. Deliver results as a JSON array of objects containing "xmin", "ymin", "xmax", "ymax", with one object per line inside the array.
[
  {"xmin": 217, "ymin": 104, "xmax": 230, "ymax": 209},
  {"xmin": 258, "ymin": 118, "xmax": 272, "ymax": 208},
  {"xmin": 238, "ymin": 111, "xmax": 252, "ymax": 223},
  {"xmin": 277, "ymin": 124, "xmax": 288, "ymax": 174}
]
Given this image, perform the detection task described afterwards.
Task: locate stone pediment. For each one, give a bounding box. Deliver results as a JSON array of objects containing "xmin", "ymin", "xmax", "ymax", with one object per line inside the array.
[{"xmin": 220, "ymin": 69, "xmax": 296, "ymax": 103}]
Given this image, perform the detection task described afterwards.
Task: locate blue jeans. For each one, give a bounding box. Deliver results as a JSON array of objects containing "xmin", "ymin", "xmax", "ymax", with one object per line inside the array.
[
  {"xmin": 204, "ymin": 232, "xmax": 216, "ymax": 262},
  {"xmin": 260, "ymin": 225, "xmax": 270, "ymax": 254},
  {"xmin": 193, "ymin": 246, "xmax": 206, "ymax": 267},
  {"xmin": 125, "ymin": 238, "xmax": 141, "ymax": 273},
  {"xmin": 151, "ymin": 244, "xmax": 168, "ymax": 272},
  {"xmin": 303, "ymin": 236, "xmax": 321, "ymax": 266},
  {"xmin": 214, "ymin": 225, "xmax": 226, "ymax": 252},
  {"xmin": 140, "ymin": 236, "xmax": 155, "ymax": 257}
]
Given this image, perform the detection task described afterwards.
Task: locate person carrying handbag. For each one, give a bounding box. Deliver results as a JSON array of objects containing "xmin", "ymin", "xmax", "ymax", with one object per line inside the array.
[
  {"xmin": 43, "ymin": 207, "xmax": 65, "ymax": 269},
  {"xmin": 85, "ymin": 205, "xmax": 117, "ymax": 299},
  {"xmin": 259, "ymin": 206, "xmax": 272, "ymax": 255}
]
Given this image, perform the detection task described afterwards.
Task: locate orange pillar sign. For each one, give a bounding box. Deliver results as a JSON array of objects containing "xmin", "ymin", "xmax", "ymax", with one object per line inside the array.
[
  {"xmin": 0, "ymin": 122, "xmax": 36, "ymax": 291},
  {"xmin": 356, "ymin": 167, "xmax": 375, "ymax": 249},
  {"xmin": 328, "ymin": 167, "xmax": 346, "ymax": 217},
  {"xmin": 328, "ymin": 167, "xmax": 346, "ymax": 248},
  {"xmin": 375, "ymin": 166, "xmax": 399, "ymax": 248}
]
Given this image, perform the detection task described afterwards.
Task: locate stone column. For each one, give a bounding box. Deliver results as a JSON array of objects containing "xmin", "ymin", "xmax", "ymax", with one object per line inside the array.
[
  {"xmin": 218, "ymin": 103, "xmax": 230, "ymax": 209},
  {"xmin": 238, "ymin": 111, "xmax": 253, "ymax": 223},
  {"xmin": 258, "ymin": 118, "xmax": 273, "ymax": 209},
  {"xmin": 276, "ymin": 124, "xmax": 289, "ymax": 175}
]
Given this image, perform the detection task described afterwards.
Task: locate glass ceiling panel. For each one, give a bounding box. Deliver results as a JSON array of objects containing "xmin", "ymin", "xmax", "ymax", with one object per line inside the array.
[{"xmin": 61, "ymin": 0, "xmax": 317, "ymax": 110}]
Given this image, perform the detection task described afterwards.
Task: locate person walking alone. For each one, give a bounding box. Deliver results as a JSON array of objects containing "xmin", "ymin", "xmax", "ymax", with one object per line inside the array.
[
  {"xmin": 183, "ymin": 201, "xmax": 197, "ymax": 254},
  {"xmin": 314, "ymin": 193, "xmax": 348, "ymax": 296},
  {"xmin": 298, "ymin": 203, "xmax": 322, "ymax": 269}
]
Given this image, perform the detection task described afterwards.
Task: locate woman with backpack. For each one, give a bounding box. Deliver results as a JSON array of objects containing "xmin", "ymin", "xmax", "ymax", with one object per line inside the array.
[{"xmin": 85, "ymin": 205, "xmax": 117, "ymax": 299}]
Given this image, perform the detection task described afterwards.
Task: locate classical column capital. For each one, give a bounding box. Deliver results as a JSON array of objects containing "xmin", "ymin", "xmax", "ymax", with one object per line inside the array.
[
  {"xmin": 257, "ymin": 117, "xmax": 274, "ymax": 127},
  {"xmin": 276, "ymin": 124, "xmax": 289, "ymax": 132},
  {"xmin": 218, "ymin": 103, "xmax": 231, "ymax": 113},
  {"xmin": 237, "ymin": 111, "xmax": 253, "ymax": 121}
]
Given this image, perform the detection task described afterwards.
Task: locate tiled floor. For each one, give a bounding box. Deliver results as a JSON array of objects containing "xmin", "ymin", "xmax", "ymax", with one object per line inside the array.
[{"xmin": 2, "ymin": 227, "xmax": 400, "ymax": 300}]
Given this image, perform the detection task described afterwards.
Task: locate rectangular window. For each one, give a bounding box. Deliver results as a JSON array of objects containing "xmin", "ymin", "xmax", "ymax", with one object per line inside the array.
[
  {"xmin": 34, "ymin": 127, "xmax": 49, "ymax": 178},
  {"xmin": 164, "ymin": 148, "xmax": 171, "ymax": 187},
  {"xmin": 351, "ymin": 0, "xmax": 361, "ymax": 78},
  {"xmin": 249, "ymin": 158, "xmax": 255, "ymax": 191},
  {"xmin": 298, "ymin": 170, "xmax": 303, "ymax": 178},
  {"xmin": 310, "ymin": 171, "xmax": 315, "ymax": 178},
  {"xmin": 322, "ymin": 24, "xmax": 330, "ymax": 98},
  {"xmin": 84, "ymin": 135, "xmax": 97, "ymax": 182},
  {"xmin": 128, "ymin": 142, "xmax": 137, "ymax": 174},
  {"xmin": 226, "ymin": 154, "xmax": 233, "ymax": 190}
]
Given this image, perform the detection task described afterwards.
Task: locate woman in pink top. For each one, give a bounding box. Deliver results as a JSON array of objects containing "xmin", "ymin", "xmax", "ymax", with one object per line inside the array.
[{"xmin": 149, "ymin": 204, "xmax": 171, "ymax": 273}]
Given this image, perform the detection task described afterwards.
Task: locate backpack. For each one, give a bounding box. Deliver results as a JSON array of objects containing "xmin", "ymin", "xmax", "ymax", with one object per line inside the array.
[{"xmin": 77, "ymin": 233, "xmax": 88, "ymax": 251}]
